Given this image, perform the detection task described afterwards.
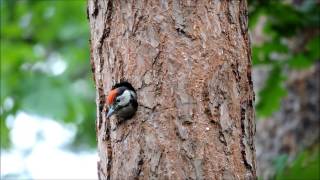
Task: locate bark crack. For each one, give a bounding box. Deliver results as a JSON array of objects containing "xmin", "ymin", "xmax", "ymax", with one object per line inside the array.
[
  {"xmin": 104, "ymin": 117, "xmax": 112, "ymax": 180},
  {"xmin": 240, "ymin": 103, "xmax": 254, "ymax": 175},
  {"xmin": 92, "ymin": 0, "xmax": 99, "ymax": 17},
  {"xmin": 135, "ymin": 124, "xmax": 146, "ymax": 179},
  {"xmin": 176, "ymin": 28, "xmax": 195, "ymax": 40}
]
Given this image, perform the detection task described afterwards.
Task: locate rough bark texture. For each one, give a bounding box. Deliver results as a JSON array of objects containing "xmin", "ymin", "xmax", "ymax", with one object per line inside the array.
[{"xmin": 88, "ymin": 0, "xmax": 256, "ymax": 179}]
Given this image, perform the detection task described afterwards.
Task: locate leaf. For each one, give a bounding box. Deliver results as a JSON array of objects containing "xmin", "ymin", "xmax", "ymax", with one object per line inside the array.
[
  {"xmin": 21, "ymin": 75, "xmax": 68, "ymax": 120},
  {"xmin": 288, "ymin": 35, "xmax": 320, "ymax": 69},
  {"xmin": 276, "ymin": 145, "xmax": 320, "ymax": 180},
  {"xmin": 252, "ymin": 41, "xmax": 288, "ymax": 65},
  {"xmin": 306, "ymin": 35, "xmax": 320, "ymax": 61},
  {"xmin": 273, "ymin": 154, "xmax": 289, "ymax": 176},
  {"xmin": 288, "ymin": 54, "xmax": 314, "ymax": 69},
  {"xmin": 0, "ymin": 117, "xmax": 11, "ymax": 149},
  {"xmin": 256, "ymin": 66, "xmax": 287, "ymax": 117}
]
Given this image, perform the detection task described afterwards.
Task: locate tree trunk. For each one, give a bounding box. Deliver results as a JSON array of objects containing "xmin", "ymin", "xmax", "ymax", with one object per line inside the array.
[{"xmin": 88, "ymin": 0, "xmax": 256, "ymax": 179}]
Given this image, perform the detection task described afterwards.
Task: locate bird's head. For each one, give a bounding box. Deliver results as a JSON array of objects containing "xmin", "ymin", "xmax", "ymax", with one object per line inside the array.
[{"xmin": 106, "ymin": 82, "xmax": 137, "ymax": 119}]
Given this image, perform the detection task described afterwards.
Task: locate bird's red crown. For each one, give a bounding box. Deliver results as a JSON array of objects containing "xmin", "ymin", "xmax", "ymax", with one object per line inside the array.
[{"xmin": 107, "ymin": 89, "xmax": 118, "ymax": 105}]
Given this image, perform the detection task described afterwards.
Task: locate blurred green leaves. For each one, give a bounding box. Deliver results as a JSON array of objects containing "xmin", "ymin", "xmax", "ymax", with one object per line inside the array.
[
  {"xmin": 273, "ymin": 154, "xmax": 289, "ymax": 177},
  {"xmin": 288, "ymin": 35, "xmax": 320, "ymax": 69},
  {"xmin": 250, "ymin": 1, "xmax": 320, "ymax": 178},
  {"xmin": 256, "ymin": 66, "xmax": 287, "ymax": 117},
  {"xmin": 249, "ymin": 0, "xmax": 320, "ymax": 117},
  {"xmin": 275, "ymin": 145, "xmax": 320, "ymax": 180},
  {"xmin": 1, "ymin": 0, "xmax": 96, "ymax": 149}
]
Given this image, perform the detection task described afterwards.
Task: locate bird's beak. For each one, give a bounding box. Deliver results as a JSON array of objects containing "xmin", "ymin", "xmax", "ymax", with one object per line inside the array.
[{"xmin": 106, "ymin": 106, "xmax": 115, "ymax": 118}]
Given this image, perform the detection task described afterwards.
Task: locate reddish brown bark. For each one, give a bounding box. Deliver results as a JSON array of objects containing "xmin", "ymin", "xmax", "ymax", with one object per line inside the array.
[{"xmin": 88, "ymin": 0, "xmax": 256, "ymax": 179}]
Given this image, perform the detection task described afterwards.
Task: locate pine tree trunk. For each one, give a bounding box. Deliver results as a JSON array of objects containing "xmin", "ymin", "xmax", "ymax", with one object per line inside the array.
[{"xmin": 88, "ymin": 0, "xmax": 256, "ymax": 179}]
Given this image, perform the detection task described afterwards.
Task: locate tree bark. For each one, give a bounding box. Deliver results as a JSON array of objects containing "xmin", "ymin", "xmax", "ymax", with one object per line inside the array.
[{"xmin": 88, "ymin": 0, "xmax": 256, "ymax": 179}]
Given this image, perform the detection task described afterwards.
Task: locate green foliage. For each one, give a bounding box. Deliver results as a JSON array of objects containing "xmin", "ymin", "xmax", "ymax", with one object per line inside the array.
[
  {"xmin": 249, "ymin": 0, "xmax": 320, "ymax": 117},
  {"xmin": 0, "ymin": 116, "xmax": 10, "ymax": 149},
  {"xmin": 256, "ymin": 66, "xmax": 287, "ymax": 117},
  {"xmin": 249, "ymin": 1, "xmax": 320, "ymax": 178},
  {"xmin": 288, "ymin": 35, "xmax": 320, "ymax": 69},
  {"xmin": 273, "ymin": 154, "xmax": 289, "ymax": 177},
  {"xmin": 1, "ymin": 0, "xmax": 96, "ymax": 149},
  {"xmin": 275, "ymin": 145, "xmax": 320, "ymax": 180}
]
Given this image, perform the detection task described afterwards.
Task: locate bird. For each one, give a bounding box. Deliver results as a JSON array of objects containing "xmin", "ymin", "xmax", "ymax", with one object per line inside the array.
[{"xmin": 106, "ymin": 81, "xmax": 138, "ymax": 120}]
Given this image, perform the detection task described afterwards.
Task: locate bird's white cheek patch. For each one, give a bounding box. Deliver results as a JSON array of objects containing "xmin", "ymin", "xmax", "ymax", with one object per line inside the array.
[{"xmin": 118, "ymin": 90, "xmax": 131, "ymax": 106}]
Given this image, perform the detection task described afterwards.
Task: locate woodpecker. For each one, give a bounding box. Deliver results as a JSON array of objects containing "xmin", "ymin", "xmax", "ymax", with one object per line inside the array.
[{"xmin": 106, "ymin": 81, "xmax": 138, "ymax": 120}]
